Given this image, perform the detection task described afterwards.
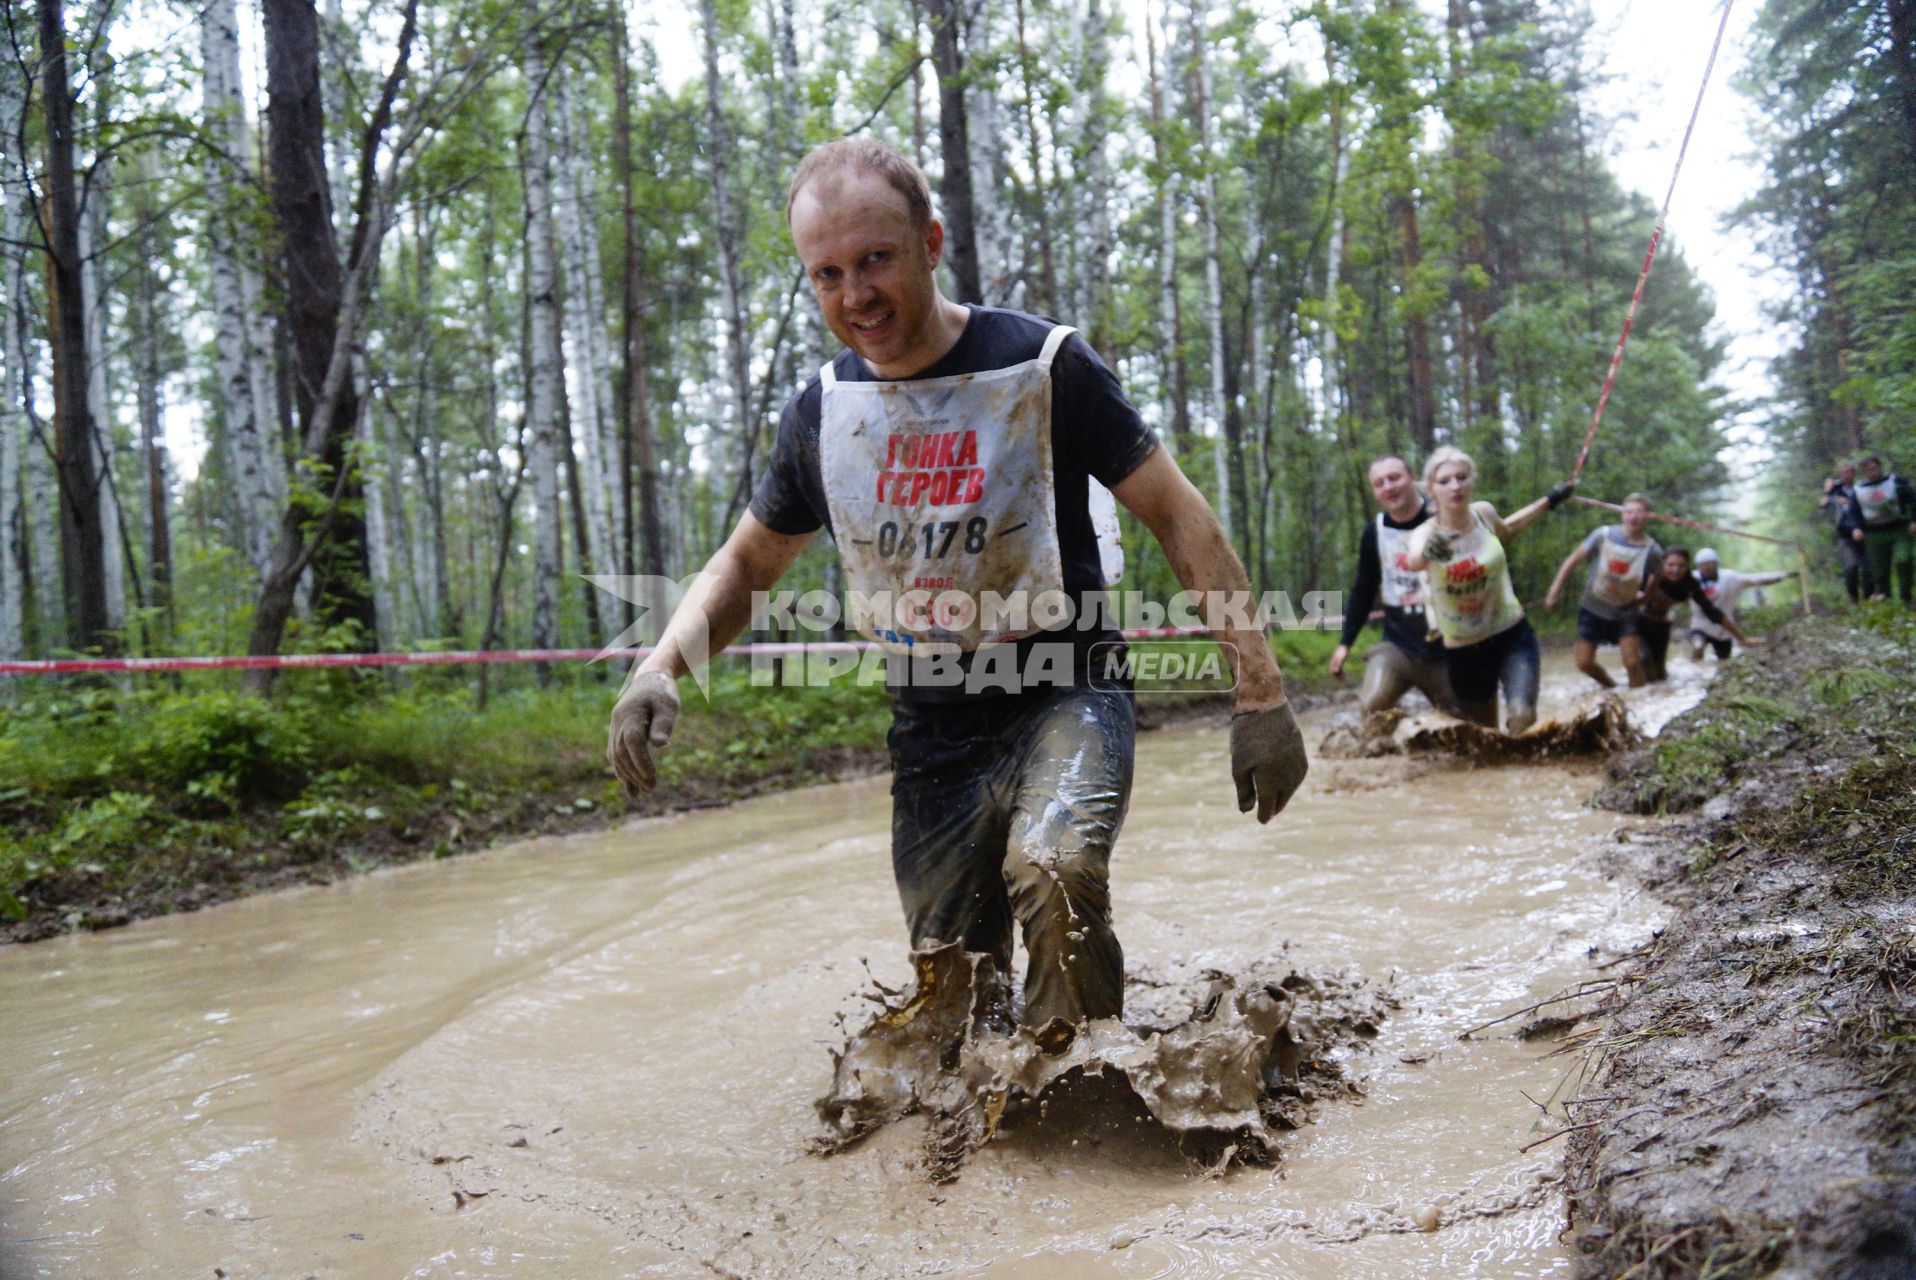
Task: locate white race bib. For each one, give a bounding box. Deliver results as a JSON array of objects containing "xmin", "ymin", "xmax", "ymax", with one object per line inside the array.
[
  {"xmin": 1375, "ymin": 514, "xmax": 1427, "ymax": 612},
  {"xmin": 819, "ymin": 325, "xmax": 1074, "ymax": 651}
]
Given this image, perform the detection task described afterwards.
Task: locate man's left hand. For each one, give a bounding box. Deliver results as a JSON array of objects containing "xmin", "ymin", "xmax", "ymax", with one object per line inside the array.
[{"xmin": 1231, "ymin": 701, "xmax": 1309, "ymax": 824}]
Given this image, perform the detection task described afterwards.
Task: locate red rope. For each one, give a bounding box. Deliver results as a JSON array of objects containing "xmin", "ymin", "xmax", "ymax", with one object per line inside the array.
[
  {"xmin": 1568, "ymin": 494, "xmax": 1797, "ymax": 546},
  {"xmin": 1571, "ymin": 0, "xmax": 1738, "ymax": 482}
]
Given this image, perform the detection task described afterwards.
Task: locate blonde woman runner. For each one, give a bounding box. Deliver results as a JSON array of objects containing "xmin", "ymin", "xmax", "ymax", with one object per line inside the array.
[{"xmin": 1401, "ymin": 447, "xmax": 1573, "ymax": 733}]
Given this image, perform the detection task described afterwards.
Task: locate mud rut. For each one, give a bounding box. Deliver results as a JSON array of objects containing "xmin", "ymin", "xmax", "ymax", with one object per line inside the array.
[{"xmin": 0, "ymin": 656, "xmax": 1709, "ymax": 1279}]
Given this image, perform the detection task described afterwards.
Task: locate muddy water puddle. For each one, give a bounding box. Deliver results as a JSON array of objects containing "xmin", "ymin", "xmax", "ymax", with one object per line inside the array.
[{"xmin": 0, "ymin": 659, "xmax": 1707, "ymax": 1278}]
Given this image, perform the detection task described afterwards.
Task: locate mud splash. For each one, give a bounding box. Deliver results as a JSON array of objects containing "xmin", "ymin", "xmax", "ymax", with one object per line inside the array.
[
  {"xmin": 814, "ymin": 941, "xmax": 1391, "ymax": 1181},
  {"xmin": 1319, "ymin": 696, "xmax": 1639, "ymax": 761}
]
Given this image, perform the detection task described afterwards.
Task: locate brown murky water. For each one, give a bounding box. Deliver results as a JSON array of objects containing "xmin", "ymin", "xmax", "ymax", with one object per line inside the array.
[{"xmin": 0, "ymin": 659, "xmax": 1706, "ymax": 1278}]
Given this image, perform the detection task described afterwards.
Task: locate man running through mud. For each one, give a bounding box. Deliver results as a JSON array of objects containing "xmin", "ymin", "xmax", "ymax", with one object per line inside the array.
[
  {"xmin": 1839, "ymin": 455, "xmax": 1916, "ymax": 606},
  {"xmin": 1637, "ymin": 547, "xmax": 1745, "ymax": 682},
  {"xmin": 1545, "ymin": 494, "xmax": 1661, "ymax": 689},
  {"xmin": 1328, "ymin": 456, "xmax": 1456, "ymax": 718},
  {"xmin": 1685, "ymin": 548, "xmax": 1787, "ymax": 661},
  {"xmin": 606, "ymin": 139, "xmax": 1308, "ymax": 1035}
]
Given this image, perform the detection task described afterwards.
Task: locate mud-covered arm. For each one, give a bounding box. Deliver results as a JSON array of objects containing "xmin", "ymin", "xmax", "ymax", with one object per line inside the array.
[
  {"xmin": 1114, "ymin": 448, "xmax": 1307, "ymax": 824},
  {"xmin": 608, "ymin": 515, "xmax": 814, "ymax": 797},
  {"xmin": 1337, "ymin": 520, "xmax": 1381, "ymax": 653},
  {"xmin": 1112, "ymin": 448, "xmax": 1283, "ymax": 710},
  {"xmin": 630, "ymin": 514, "xmax": 813, "ymax": 683}
]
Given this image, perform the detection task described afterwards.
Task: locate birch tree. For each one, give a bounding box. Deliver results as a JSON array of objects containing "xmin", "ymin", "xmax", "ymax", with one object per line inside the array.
[
  {"xmin": 1188, "ymin": 0, "xmax": 1236, "ymax": 546},
  {"xmin": 551, "ymin": 71, "xmax": 617, "ymax": 583},
  {"xmin": 522, "ymin": 40, "xmax": 565, "ymax": 656},
  {"xmin": 201, "ymin": 0, "xmax": 285, "ymax": 581},
  {"xmin": 1, "ymin": 52, "xmax": 26, "ymax": 659}
]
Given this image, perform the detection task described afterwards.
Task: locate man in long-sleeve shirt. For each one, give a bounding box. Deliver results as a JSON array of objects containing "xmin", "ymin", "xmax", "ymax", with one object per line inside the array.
[{"xmin": 1329, "ymin": 456, "xmax": 1457, "ymax": 715}]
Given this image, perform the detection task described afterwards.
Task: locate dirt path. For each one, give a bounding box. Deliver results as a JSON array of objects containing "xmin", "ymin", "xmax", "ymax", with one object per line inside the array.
[{"xmin": 1561, "ymin": 614, "xmax": 1916, "ymax": 1279}]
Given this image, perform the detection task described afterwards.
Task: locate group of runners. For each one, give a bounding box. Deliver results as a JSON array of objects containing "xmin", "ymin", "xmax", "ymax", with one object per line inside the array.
[
  {"xmin": 600, "ymin": 137, "xmax": 1832, "ymax": 1039},
  {"xmin": 1333, "ymin": 456, "xmax": 1791, "ymax": 730},
  {"xmin": 1820, "ymin": 458, "xmax": 1916, "ymax": 606}
]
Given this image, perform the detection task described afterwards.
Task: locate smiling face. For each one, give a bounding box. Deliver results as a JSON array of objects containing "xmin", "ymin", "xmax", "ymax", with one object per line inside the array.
[
  {"xmin": 1661, "ymin": 551, "xmax": 1692, "ymax": 582},
  {"xmin": 1429, "ymin": 460, "xmax": 1474, "ymax": 513},
  {"xmin": 1621, "ymin": 498, "xmax": 1651, "ymax": 539},
  {"xmin": 1861, "ymin": 457, "xmax": 1886, "ymax": 484},
  {"xmin": 790, "ymin": 172, "xmax": 951, "ymax": 378},
  {"xmin": 1369, "ymin": 457, "xmax": 1419, "ymax": 517}
]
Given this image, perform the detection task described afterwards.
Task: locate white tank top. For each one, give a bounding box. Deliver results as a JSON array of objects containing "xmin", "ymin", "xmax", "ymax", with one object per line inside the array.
[{"xmin": 1422, "ymin": 505, "xmax": 1524, "ymax": 647}]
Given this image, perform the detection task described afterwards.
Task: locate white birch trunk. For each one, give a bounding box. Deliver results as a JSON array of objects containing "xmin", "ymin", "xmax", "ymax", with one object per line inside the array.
[
  {"xmin": 1, "ymin": 71, "xmax": 26, "ymax": 659},
  {"xmin": 1079, "ymin": 0, "xmax": 1114, "ymax": 352},
  {"xmin": 1190, "ymin": 0, "xmax": 1233, "ymax": 542},
  {"xmin": 702, "ymin": 0, "xmax": 756, "ymax": 496},
  {"xmin": 24, "ymin": 387, "xmax": 62, "ymax": 648},
  {"xmin": 78, "ymin": 142, "xmax": 125, "ymax": 629},
  {"xmin": 1322, "ymin": 134, "xmax": 1350, "ymax": 426},
  {"xmin": 360, "ymin": 402, "xmax": 397, "ymax": 650},
  {"xmin": 524, "ymin": 46, "xmax": 566, "ymax": 652},
  {"xmin": 201, "ymin": 0, "xmax": 284, "ymax": 580},
  {"xmin": 550, "ymin": 74, "xmax": 618, "ymax": 581},
  {"xmin": 966, "ymin": 4, "xmax": 1017, "ymax": 307},
  {"xmin": 1149, "ymin": 1, "xmax": 1181, "ymax": 454}
]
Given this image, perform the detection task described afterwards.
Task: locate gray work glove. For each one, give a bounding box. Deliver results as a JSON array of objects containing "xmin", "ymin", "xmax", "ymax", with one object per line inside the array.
[
  {"xmin": 607, "ymin": 670, "xmax": 681, "ymax": 799},
  {"xmin": 1230, "ymin": 701, "xmax": 1309, "ymax": 825},
  {"xmin": 1423, "ymin": 529, "xmax": 1455, "ymax": 564}
]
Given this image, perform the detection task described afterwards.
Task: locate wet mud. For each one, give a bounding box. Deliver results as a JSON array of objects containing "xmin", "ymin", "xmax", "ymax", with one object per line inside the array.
[
  {"xmin": 1, "ymin": 655, "xmax": 1692, "ymax": 1278},
  {"xmin": 813, "ymin": 941, "xmax": 1390, "ymax": 1181},
  {"xmin": 1319, "ymin": 694, "xmax": 1640, "ymax": 762}
]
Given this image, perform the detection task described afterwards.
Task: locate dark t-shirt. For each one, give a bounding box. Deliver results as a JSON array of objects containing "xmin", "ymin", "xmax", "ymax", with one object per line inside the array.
[
  {"xmin": 749, "ymin": 306, "xmax": 1159, "ymax": 700},
  {"xmin": 1339, "ymin": 503, "xmax": 1437, "ymax": 657},
  {"xmin": 1638, "ymin": 571, "xmax": 1726, "ymax": 627}
]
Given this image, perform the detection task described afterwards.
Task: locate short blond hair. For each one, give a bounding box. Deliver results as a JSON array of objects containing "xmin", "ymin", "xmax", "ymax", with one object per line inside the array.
[
  {"xmin": 1622, "ymin": 492, "xmax": 1651, "ymax": 510},
  {"xmin": 786, "ymin": 138, "xmax": 933, "ymax": 230},
  {"xmin": 1423, "ymin": 445, "xmax": 1474, "ymax": 488}
]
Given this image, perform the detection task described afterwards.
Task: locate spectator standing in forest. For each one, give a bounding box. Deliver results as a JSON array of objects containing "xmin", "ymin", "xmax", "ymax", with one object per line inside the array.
[
  {"xmin": 1327, "ymin": 455, "xmax": 1456, "ymax": 717},
  {"xmin": 1399, "ymin": 446, "xmax": 1572, "ymax": 734},
  {"xmin": 606, "ymin": 139, "xmax": 1308, "ymax": 1037},
  {"xmin": 1686, "ymin": 548, "xmax": 1789, "ymax": 661},
  {"xmin": 1839, "ymin": 456, "xmax": 1916, "ymax": 606},
  {"xmin": 1820, "ymin": 462, "xmax": 1869, "ymax": 603},
  {"xmin": 1546, "ymin": 495, "xmax": 1661, "ymax": 689}
]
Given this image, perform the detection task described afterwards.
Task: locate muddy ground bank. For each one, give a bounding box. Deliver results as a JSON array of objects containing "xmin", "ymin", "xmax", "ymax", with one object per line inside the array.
[{"xmin": 1564, "ymin": 610, "xmax": 1916, "ymax": 1278}]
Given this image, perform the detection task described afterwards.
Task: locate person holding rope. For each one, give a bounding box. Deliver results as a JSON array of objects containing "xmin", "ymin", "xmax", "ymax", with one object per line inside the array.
[
  {"xmin": 1545, "ymin": 494, "xmax": 1661, "ymax": 689},
  {"xmin": 1819, "ymin": 462, "xmax": 1870, "ymax": 603},
  {"xmin": 1327, "ymin": 456, "xmax": 1457, "ymax": 717},
  {"xmin": 607, "ymin": 138, "xmax": 1308, "ymax": 1036},
  {"xmin": 1636, "ymin": 547, "xmax": 1745, "ymax": 682},
  {"xmin": 1686, "ymin": 548, "xmax": 1787, "ymax": 661},
  {"xmin": 1400, "ymin": 447, "xmax": 1573, "ymax": 734},
  {"xmin": 1839, "ymin": 456, "xmax": 1916, "ymax": 606}
]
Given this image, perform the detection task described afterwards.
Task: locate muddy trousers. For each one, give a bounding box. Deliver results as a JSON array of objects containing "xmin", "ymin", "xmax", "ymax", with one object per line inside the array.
[
  {"xmin": 1358, "ymin": 640, "xmax": 1457, "ymax": 716},
  {"xmin": 888, "ymin": 685, "xmax": 1136, "ymax": 1028},
  {"xmin": 1837, "ymin": 534, "xmax": 1870, "ymax": 602},
  {"xmin": 1863, "ymin": 528, "xmax": 1914, "ymax": 605}
]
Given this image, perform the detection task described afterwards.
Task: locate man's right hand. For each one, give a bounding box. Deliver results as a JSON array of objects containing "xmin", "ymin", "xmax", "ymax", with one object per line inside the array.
[
  {"xmin": 1328, "ymin": 644, "xmax": 1349, "ymax": 680},
  {"xmin": 608, "ymin": 670, "xmax": 681, "ymax": 799}
]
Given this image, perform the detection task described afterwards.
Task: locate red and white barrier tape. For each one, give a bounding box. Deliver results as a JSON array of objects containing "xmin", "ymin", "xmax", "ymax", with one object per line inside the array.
[{"xmin": 0, "ymin": 626, "xmax": 1269, "ymax": 677}]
